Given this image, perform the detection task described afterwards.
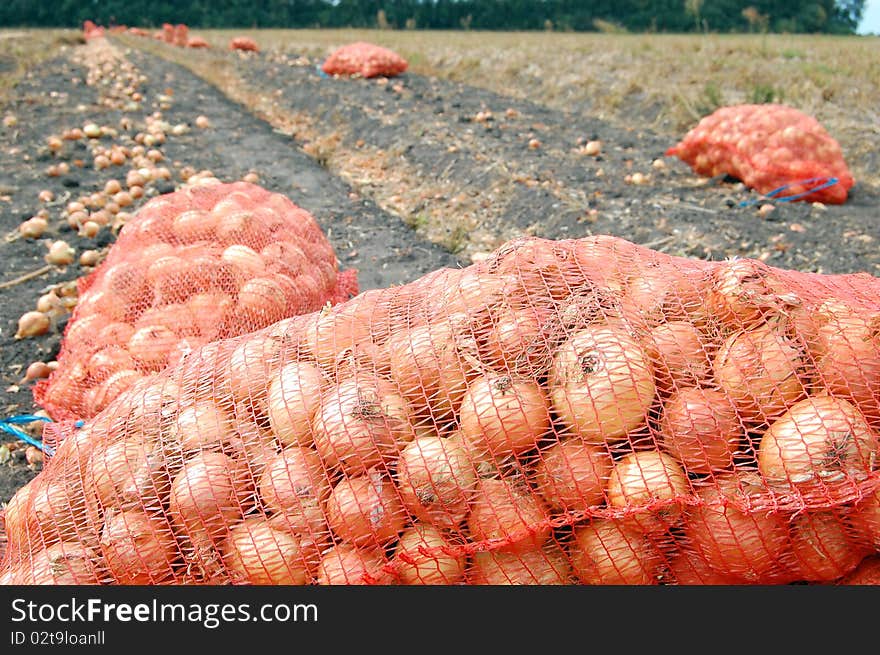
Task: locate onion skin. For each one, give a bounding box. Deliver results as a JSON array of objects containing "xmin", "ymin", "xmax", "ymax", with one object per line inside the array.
[
  {"xmin": 170, "ymin": 401, "xmax": 237, "ymax": 452},
  {"xmin": 550, "ymin": 325, "xmax": 656, "ymax": 444},
  {"xmin": 396, "ymin": 436, "xmax": 477, "ymax": 529},
  {"xmin": 569, "ymin": 519, "xmax": 662, "ymax": 585},
  {"xmin": 643, "ymin": 320, "xmax": 712, "ymax": 393},
  {"xmin": 466, "ymin": 478, "xmax": 551, "ymax": 554},
  {"xmin": 221, "ymin": 516, "xmax": 321, "ymax": 585},
  {"xmin": 757, "ymin": 395, "xmax": 880, "ymax": 491},
  {"xmin": 713, "ymin": 321, "xmax": 809, "ymax": 426},
  {"xmin": 660, "ymin": 387, "xmax": 743, "ymax": 475},
  {"xmin": 324, "ymin": 470, "xmax": 406, "ymax": 548},
  {"xmin": 532, "ymin": 438, "xmax": 613, "ymax": 512},
  {"xmin": 468, "ymin": 542, "xmax": 572, "ymax": 585},
  {"xmin": 100, "ymin": 509, "xmax": 179, "ymax": 584},
  {"xmin": 317, "ymin": 544, "xmax": 394, "ymax": 585},
  {"xmin": 850, "ymin": 487, "xmax": 880, "ymax": 549},
  {"xmin": 839, "ymin": 556, "xmax": 880, "ymax": 585},
  {"xmin": 663, "ymin": 549, "xmax": 746, "ymax": 585},
  {"xmin": 458, "ymin": 373, "xmax": 551, "ymax": 459},
  {"xmin": 606, "ymin": 450, "xmax": 690, "ymax": 534},
  {"xmin": 392, "ymin": 524, "xmax": 467, "ymax": 585}
]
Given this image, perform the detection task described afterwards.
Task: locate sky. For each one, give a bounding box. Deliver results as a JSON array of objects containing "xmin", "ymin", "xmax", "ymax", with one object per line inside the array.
[{"xmin": 858, "ymin": 0, "xmax": 880, "ymax": 34}]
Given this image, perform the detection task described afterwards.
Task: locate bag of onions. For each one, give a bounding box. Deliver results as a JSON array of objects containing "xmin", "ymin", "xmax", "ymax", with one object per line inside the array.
[
  {"xmin": 5, "ymin": 235, "xmax": 880, "ymax": 585},
  {"xmin": 321, "ymin": 42, "xmax": 409, "ymax": 79},
  {"xmin": 666, "ymin": 104, "xmax": 854, "ymax": 204},
  {"xmin": 33, "ymin": 181, "xmax": 358, "ymax": 422}
]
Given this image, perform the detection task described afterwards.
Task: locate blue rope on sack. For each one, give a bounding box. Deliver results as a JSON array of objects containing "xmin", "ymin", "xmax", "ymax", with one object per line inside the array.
[
  {"xmin": 739, "ymin": 176, "xmax": 839, "ymax": 207},
  {"xmin": 316, "ymin": 63, "xmax": 330, "ymax": 79},
  {"xmin": 0, "ymin": 414, "xmax": 54, "ymax": 455}
]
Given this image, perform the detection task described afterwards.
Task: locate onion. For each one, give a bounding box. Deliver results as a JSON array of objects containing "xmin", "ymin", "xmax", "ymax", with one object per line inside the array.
[
  {"xmin": 851, "ymin": 487, "xmax": 880, "ymax": 549},
  {"xmin": 100, "ymin": 509, "xmax": 179, "ymax": 584},
  {"xmin": 386, "ymin": 313, "xmax": 481, "ymax": 423},
  {"xmin": 261, "ymin": 241, "xmax": 308, "ymax": 279},
  {"xmin": 709, "ymin": 258, "xmax": 794, "ymax": 330},
  {"xmin": 841, "ymin": 556, "xmax": 880, "ymax": 584},
  {"xmin": 324, "ymin": 469, "xmax": 406, "ymax": 547},
  {"xmin": 569, "ymin": 519, "xmax": 662, "ymax": 584},
  {"xmin": 659, "ymin": 387, "xmax": 743, "ymax": 474},
  {"xmin": 621, "ymin": 262, "xmax": 706, "ymax": 328},
  {"xmin": 606, "ymin": 450, "xmax": 690, "ymax": 534},
  {"xmin": 482, "ymin": 304, "xmax": 553, "ymax": 374},
  {"xmin": 391, "ymin": 524, "xmax": 466, "ymax": 585},
  {"xmin": 89, "ymin": 370, "xmax": 143, "ymax": 415},
  {"xmin": 15, "ymin": 542, "xmax": 103, "ymax": 585},
  {"xmin": 96, "ymin": 322, "xmax": 136, "ymax": 348},
  {"xmin": 312, "ymin": 374, "xmax": 415, "ymax": 475},
  {"xmin": 466, "ymin": 478, "xmax": 551, "ymax": 554},
  {"xmin": 258, "ymin": 446, "xmax": 330, "ymax": 535},
  {"xmin": 171, "ymin": 209, "xmax": 216, "ymax": 242},
  {"xmin": 396, "ymin": 435, "xmax": 477, "ymax": 529},
  {"xmin": 222, "ymin": 244, "xmax": 265, "ymax": 278},
  {"xmin": 684, "ymin": 472, "xmax": 791, "ymax": 582},
  {"xmin": 127, "ymin": 325, "xmax": 178, "ymax": 370},
  {"xmin": 86, "ymin": 346, "xmax": 136, "ymax": 381},
  {"xmin": 532, "ymin": 437, "xmax": 613, "ymax": 512},
  {"xmin": 643, "ymin": 320, "xmax": 712, "ymax": 394},
  {"xmin": 302, "ymin": 299, "xmax": 382, "ymax": 372},
  {"xmin": 221, "ymin": 516, "xmax": 321, "ymax": 585},
  {"xmin": 135, "ymin": 303, "xmax": 200, "ymax": 338},
  {"xmin": 87, "ymin": 435, "xmax": 171, "ymax": 510},
  {"xmin": 811, "ymin": 311, "xmax": 880, "ymax": 422},
  {"xmin": 187, "ymin": 292, "xmax": 233, "ymax": 341},
  {"xmin": 757, "ymin": 395, "xmax": 879, "ymax": 491},
  {"xmin": 169, "ymin": 401, "xmax": 237, "ymax": 452},
  {"xmin": 713, "ymin": 320, "xmax": 809, "ymax": 426},
  {"xmin": 265, "ymin": 361, "xmax": 325, "ymax": 447},
  {"xmin": 549, "ymin": 325, "xmax": 656, "ymax": 443},
  {"xmin": 468, "ymin": 542, "xmax": 571, "ymax": 584},
  {"xmin": 168, "ymin": 451, "xmax": 253, "ymax": 547},
  {"xmin": 458, "ymin": 373, "xmax": 550, "ymax": 458},
  {"xmin": 789, "ymin": 510, "xmax": 867, "ymax": 582},
  {"xmin": 15, "ymin": 311, "xmax": 50, "ymax": 339},
  {"xmin": 663, "ymin": 549, "xmax": 744, "ymax": 585},
  {"xmin": 317, "ymin": 544, "xmax": 393, "ymax": 585},
  {"xmin": 485, "ymin": 238, "xmax": 586, "ymax": 304},
  {"xmin": 237, "ymin": 276, "xmax": 290, "ymax": 329}
]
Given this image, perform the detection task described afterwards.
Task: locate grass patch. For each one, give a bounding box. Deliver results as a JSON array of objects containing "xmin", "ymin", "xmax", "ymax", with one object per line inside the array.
[{"xmin": 0, "ymin": 29, "xmax": 83, "ymax": 107}]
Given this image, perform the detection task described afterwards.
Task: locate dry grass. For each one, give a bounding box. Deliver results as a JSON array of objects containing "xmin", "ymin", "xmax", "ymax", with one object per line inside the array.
[
  {"xmin": 0, "ymin": 29, "xmax": 84, "ymax": 107},
  {"xmin": 193, "ymin": 29, "xmax": 880, "ymax": 187}
]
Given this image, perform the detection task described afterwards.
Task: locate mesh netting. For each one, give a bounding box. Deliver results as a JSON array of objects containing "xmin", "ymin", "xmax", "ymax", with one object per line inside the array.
[
  {"xmin": 230, "ymin": 37, "xmax": 259, "ymax": 53},
  {"xmin": 321, "ymin": 42, "xmax": 409, "ymax": 79},
  {"xmin": 666, "ymin": 104, "xmax": 854, "ymax": 204},
  {"xmin": 33, "ymin": 181, "xmax": 358, "ymax": 422},
  {"xmin": 4, "ymin": 235, "xmax": 880, "ymax": 585}
]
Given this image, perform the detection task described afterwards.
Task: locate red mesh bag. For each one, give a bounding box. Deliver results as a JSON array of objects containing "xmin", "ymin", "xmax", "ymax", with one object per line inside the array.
[
  {"xmin": 322, "ymin": 42, "xmax": 409, "ymax": 79},
  {"xmin": 82, "ymin": 21, "xmax": 105, "ymax": 40},
  {"xmin": 173, "ymin": 24, "xmax": 189, "ymax": 48},
  {"xmin": 666, "ymin": 104, "xmax": 854, "ymax": 204},
  {"xmin": 230, "ymin": 37, "xmax": 259, "ymax": 53},
  {"xmin": 187, "ymin": 37, "xmax": 209, "ymax": 49},
  {"xmin": 4, "ymin": 235, "xmax": 880, "ymax": 585},
  {"xmin": 162, "ymin": 23, "xmax": 175, "ymax": 44},
  {"xmin": 32, "ymin": 181, "xmax": 358, "ymax": 423}
]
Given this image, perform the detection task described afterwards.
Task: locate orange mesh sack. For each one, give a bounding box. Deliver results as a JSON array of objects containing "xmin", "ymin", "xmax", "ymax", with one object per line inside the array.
[
  {"xmin": 666, "ymin": 104, "xmax": 854, "ymax": 204},
  {"xmin": 322, "ymin": 42, "xmax": 409, "ymax": 79},
  {"xmin": 4, "ymin": 235, "xmax": 880, "ymax": 585},
  {"xmin": 33, "ymin": 181, "xmax": 358, "ymax": 423},
  {"xmin": 230, "ymin": 37, "xmax": 259, "ymax": 53},
  {"xmin": 173, "ymin": 24, "xmax": 190, "ymax": 48},
  {"xmin": 162, "ymin": 23, "xmax": 175, "ymax": 44}
]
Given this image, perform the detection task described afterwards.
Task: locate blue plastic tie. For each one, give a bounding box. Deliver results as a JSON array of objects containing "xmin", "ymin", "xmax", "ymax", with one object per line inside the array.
[
  {"xmin": 316, "ymin": 64, "xmax": 329, "ymax": 79},
  {"xmin": 0, "ymin": 414, "xmax": 53, "ymax": 455},
  {"xmin": 739, "ymin": 176, "xmax": 839, "ymax": 207}
]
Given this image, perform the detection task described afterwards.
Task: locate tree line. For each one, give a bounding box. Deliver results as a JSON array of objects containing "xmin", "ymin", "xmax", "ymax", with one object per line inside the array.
[{"xmin": 0, "ymin": 1, "xmax": 866, "ymax": 34}]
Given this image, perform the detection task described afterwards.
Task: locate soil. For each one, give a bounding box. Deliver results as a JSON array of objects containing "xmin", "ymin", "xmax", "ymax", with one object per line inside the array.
[{"xmin": 0, "ymin": 39, "xmax": 878, "ymax": 509}]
